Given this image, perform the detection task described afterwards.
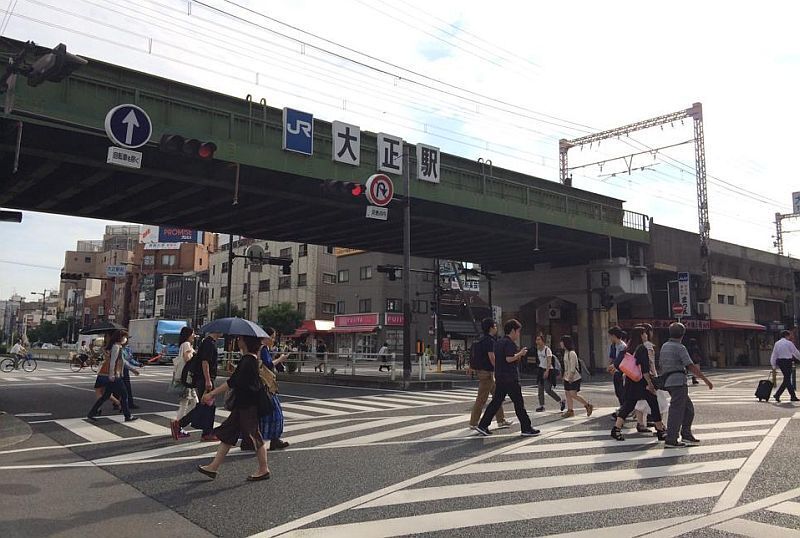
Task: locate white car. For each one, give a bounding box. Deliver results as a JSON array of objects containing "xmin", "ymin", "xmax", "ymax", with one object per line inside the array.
[{"xmin": 41, "ymin": 343, "xmax": 57, "ymax": 349}]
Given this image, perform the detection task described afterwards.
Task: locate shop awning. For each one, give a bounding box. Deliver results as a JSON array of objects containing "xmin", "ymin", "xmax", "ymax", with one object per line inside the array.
[
  {"xmin": 330, "ymin": 325, "xmax": 378, "ymax": 334},
  {"xmin": 710, "ymin": 320, "xmax": 766, "ymax": 331},
  {"xmin": 441, "ymin": 319, "xmax": 480, "ymax": 336},
  {"xmin": 287, "ymin": 319, "xmax": 335, "ymax": 338}
]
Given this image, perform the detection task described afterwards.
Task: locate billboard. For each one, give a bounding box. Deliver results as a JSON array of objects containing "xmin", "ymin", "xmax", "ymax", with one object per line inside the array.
[{"xmin": 158, "ymin": 226, "xmax": 201, "ymax": 243}]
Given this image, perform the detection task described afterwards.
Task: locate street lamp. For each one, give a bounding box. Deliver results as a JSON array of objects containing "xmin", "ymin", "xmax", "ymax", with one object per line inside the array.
[{"xmin": 30, "ymin": 289, "xmax": 52, "ymax": 327}]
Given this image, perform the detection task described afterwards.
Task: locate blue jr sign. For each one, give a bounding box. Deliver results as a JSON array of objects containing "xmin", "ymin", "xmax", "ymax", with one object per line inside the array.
[
  {"xmin": 282, "ymin": 107, "xmax": 313, "ymax": 155},
  {"xmin": 104, "ymin": 104, "xmax": 152, "ymax": 149}
]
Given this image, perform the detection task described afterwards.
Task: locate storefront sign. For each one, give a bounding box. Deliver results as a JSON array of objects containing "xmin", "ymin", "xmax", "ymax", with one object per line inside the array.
[
  {"xmin": 334, "ymin": 313, "xmax": 379, "ymax": 327},
  {"xmin": 620, "ymin": 318, "xmax": 710, "ymax": 330},
  {"xmin": 677, "ymin": 272, "xmax": 692, "ymax": 317},
  {"xmin": 385, "ymin": 313, "xmax": 404, "ymax": 326}
]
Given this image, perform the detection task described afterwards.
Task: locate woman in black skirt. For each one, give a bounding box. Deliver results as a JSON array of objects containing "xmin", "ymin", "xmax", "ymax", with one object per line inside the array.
[
  {"xmin": 610, "ymin": 326, "xmax": 667, "ymax": 441},
  {"xmin": 197, "ymin": 335, "xmax": 270, "ymax": 481}
]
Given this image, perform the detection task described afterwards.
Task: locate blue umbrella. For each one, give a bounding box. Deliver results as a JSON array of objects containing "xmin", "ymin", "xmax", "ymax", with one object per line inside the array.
[{"xmin": 200, "ymin": 317, "xmax": 267, "ymax": 338}]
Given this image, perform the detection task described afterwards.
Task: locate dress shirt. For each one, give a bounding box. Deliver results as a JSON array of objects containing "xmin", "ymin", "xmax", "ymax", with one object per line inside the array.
[{"xmin": 770, "ymin": 338, "xmax": 800, "ymax": 368}]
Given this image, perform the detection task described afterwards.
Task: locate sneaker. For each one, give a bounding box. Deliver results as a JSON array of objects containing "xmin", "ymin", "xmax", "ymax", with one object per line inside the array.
[
  {"xmin": 270, "ymin": 439, "xmax": 290, "ymax": 451},
  {"xmin": 681, "ymin": 435, "xmax": 700, "ymax": 446},
  {"xmin": 169, "ymin": 420, "xmax": 180, "ymax": 441},
  {"xmin": 535, "ymin": 406, "xmax": 545, "ymax": 412},
  {"xmin": 474, "ymin": 426, "xmax": 491, "ymax": 436},
  {"xmin": 177, "ymin": 431, "xmax": 191, "ymax": 439},
  {"xmin": 520, "ymin": 429, "xmax": 540, "ymax": 437},
  {"xmin": 124, "ymin": 416, "xmax": 139, "ymax": 423},
  {"xmin": 201, "ymin": 434, "xmax": 219, "ymax": 442},
  {"xmin": 560, "ymin": 400, "xmax": 566, "ymax": 412},
  {"xmin": 664, "ymin": 440, "xmax": 687, "ymax": 449},
  {"xmin": 496, "ymin": 420, "xmax": 514, "ymax": 429}
]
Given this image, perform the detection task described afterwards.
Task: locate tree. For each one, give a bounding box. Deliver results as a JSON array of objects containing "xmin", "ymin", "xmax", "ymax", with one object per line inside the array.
[
  {"xmin": 258, "ymin": 302, "xmax": 302, "ymax": 337},
  {"xmin": 27, "ymin": 319, "xmax": 69, "ymax": 344},
  {"xmin": 211, "ymin": 303, "xmax": 243, "ymax": 320}
]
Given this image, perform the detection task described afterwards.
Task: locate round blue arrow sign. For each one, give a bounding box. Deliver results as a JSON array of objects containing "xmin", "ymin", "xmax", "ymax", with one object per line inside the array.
[{"xmin": 104, "ymin": 104, "xmax": 152, "ymax": 149}]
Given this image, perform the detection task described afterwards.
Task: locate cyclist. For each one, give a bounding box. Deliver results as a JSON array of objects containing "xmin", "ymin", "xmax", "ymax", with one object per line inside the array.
[{"xmin": 9, "ymin": 340, "xmax": 31, "ymax": 364}]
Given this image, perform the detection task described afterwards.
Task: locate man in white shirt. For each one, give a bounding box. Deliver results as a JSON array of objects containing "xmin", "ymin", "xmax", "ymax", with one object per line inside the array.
[{"xmin": 770, "ymin": 330, "xmax": 800, "ymax": 402}]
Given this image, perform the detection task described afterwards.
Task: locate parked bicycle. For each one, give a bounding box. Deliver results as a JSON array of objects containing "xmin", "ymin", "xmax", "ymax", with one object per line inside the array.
[
  {"xmin": 69, "ymin": 352, "xmax": 98, "ymax": 372},
  {"xmin": 0, "ymin": 354, "xmax": 38, "ymax": 372}
]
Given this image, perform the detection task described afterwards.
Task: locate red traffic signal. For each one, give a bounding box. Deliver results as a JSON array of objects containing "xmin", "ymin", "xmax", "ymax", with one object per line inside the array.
[
  {"xmin": 159, "ymin": 134, "xmax": 217, "ymax": 160},
  {"xmin": 322, "ymin": 181, "xmax": 364, "ymax": 197}
]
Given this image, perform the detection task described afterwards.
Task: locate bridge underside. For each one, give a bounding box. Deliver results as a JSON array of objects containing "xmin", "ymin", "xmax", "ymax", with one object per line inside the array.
[{"xmin": 0, "ymin": 119, "xmax": 637, "ymax": 272}]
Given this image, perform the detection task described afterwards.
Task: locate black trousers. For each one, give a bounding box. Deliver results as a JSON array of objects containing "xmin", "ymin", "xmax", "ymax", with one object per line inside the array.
[
  {"xmin": 616, "ymin": 388, "xmax": 662, "ymax": 423},
  {"xmin": 123, "ymin": 368, "xmax": 134, "ymax": 406},
  {"xmin": 478, "ymin": 379, "xmax": 533, "ymax": 432},
  {"xmin": 774, "ymin": 359, "xmax": 798, "ymax": 400},
  {"xmin": 613, "ymin": 371, "xmax": 625, "ymax": 405},
  {"xmin": 89, "ymin": 379, "xmax": 130, "ymax": 419}
]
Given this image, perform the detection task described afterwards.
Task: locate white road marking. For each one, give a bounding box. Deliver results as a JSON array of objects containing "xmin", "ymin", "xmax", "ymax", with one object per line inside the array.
[
  {"xmin": 54, "ymin": 418, "xmax": 121, "ymax": 443},
  {"xmin": 102, "ymin": 415, "xmax": 166, "ymax": 436},
  {"xmin": 712, "ymin": 518, "xmax": 800, "ymax": 537},
  {"xmin": 320, "ymin": 415, "xmax": 467, "ymax": 447},
  {"xmin": 359, "ymin": 459, "xmax": 744, "ymax": 508},
  {"xmin": 447, "ymin": 441, "xmax": 760, "ymax": 475},
  {"xmin": 278, "ymin": 482, "xmax": 728, "ymax": 538},
  {"xmin": 542, "ymin": 516, "xmax": 695, "ymax": 538},
  {"xmin": 767, "ymin": 500, "xmax": 800, "ymax": 517},
  {"xmin": 286, "ymin": 416, "xmax": 423, "ymax": 444},
  {"xmin": 281, "ymin": 402, "xmax": 347, "ymax": 416},
  {"xmin": 712, "ymin": 418, "xmax": 791, "ymax": 512}
]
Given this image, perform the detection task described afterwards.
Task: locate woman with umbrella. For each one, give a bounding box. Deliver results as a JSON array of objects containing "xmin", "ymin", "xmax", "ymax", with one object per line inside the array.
[{"xmin": 196, "ymin": 318, "xmax": 271, "ymax": 481}]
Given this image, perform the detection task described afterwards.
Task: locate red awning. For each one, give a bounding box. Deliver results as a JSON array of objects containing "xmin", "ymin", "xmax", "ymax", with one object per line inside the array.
[
  {"xmin": 330, "ymin": 325, "xmax": 378, "ymax": 334},
  {"xmin": 287, "ymin": 328, "xmax": 309, "ymax": 339},
  {"xmin": 710, "ymin": 320, "xmax": 766, "ymax": 331}
]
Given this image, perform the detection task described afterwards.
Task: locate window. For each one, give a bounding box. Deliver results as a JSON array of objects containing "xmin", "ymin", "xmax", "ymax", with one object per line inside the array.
[
  {"xmin": 242, "ymin": 283, "xmax": 248, "ymax": 295},
  {"xmin": 259, "ymin": 279, "xmax": 271, "ymax": 292},
  {"xmin": 326, "ymin": 246, "xmax": 335, "ymax": 254},
  {"xmin": 280, "ymin": 247, "xmax": 292, "ymax": 258},
  {"xmin": 223, "ymin": 262, "xmax": 231, "ymax": 273},
  {"xmin": 323, "ymin": 273, "xmax": 336, "ymax": 285},
  {"xmin": 718, "ymin": 294, "xmax": 725, "ymax": 304},
  {"xmin": 221, "ymin": 286, "xmax": 228, "ymax": 298},
  {"xmin": 360, "ymin": 266, "xmax": 373, "ymax": 280},
  {"xmin": 212, "ymin": 265, "xmax": 216, "ymax": 275},
  {"xmin": 297, "ymin": 302, "xmax": 306, "ymax": 318},
  {"xmin": 143, "ymin": 255, "xmax": 155, "ymax": 266},
  {"xmin": 336, "ymin": 300, "xmax": 346, "ymax": 314},
  {"xmin": 299, "ymin": 244, "xmax": 308, "ymax": 257},
  {"xmin": 359, "ymin": 298, "xmax": 372, "ymax": 313},
  {"xmin": 338, "ymin": 269, "xmax": 349, "ymax": 283},
  {"xmin": 210, "ymin": 288, "xmax": 214, "ymax": 299},
  {"xmin": 386, "ymin": 298, "xmax": 401, "ymax": 312},
  {"xmin": 422, "ymin": 272, "xmax": 433, "ymax": 282},
  {"xmin": 161, "ymin": 255, "xmax": 176, "ymax": 266},
  {"xmin": 322, "ymin": 302, "xmax": 336, "ymax": 314},
  {"xmin": 414, "ymin": 300, "xmax": 428, "ymax": 313},
  {"xmin": 298, "ymin": 273, "xmax": 307, "ymax": 287},
  {"xmin": 727, "ymin": 295, "xmax": 735, "ymax": 305},
  {"xmin": 279, "ymin": 276, "xmax": 291, "ymax": 289},
  {"xmin": 84, "ymin": 256, "xmax": 91, "ymax": 263},
  {"xmin": 156, "ymin": 296, "xmax": 164, "ymax": 305}
]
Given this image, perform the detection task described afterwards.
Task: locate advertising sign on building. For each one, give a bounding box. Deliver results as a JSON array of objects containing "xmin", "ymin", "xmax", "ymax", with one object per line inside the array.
[
  {"xmin": 106, "ymin": 265, "xmax": 127, "ymax": 278},
  {"xmin": 158, "ymin": 227, "xmax": 200, "ymax": 243},
  {"xmin": 677, "ymin": 272, "xmax": 692, "ymax": 317},
  {"xmin": 334, "ymin": 313, "xmax": 379, "ymax": 327},
  {"xmin": 793, "ymin": 192, "xmax": 800, "ymax": 214},
  {"xmin": 282, "ymin": 107, "xmax": 314, "ymax": 155},
  {"xmin": 385, "ymin": 313, "xmax": 404, "ymax": 326}
]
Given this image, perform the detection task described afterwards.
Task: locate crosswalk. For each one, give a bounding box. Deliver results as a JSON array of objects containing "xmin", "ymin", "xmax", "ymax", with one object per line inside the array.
[
  {"xmin": 0, "ymin": 365, "xmax": 174, "ymax": 383},
  {"xmin": 258, "ymin": 417, "xmax": 788, "ymax": 537}
]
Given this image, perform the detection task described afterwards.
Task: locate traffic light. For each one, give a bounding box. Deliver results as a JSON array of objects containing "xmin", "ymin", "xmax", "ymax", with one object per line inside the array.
[
  {"xmin": 159, "ymin": 134, "xmax": 217, "ymax": 160},
  {"xmin": 321, "ymin": 181, "xmax": 364, "ymax": 197},
  {"xmin": 27, "ymin": 43, "xmax": 87, "ymax": 87},
  {"xmin": 377, "ymin": 264, "xmax": 400, "ymax": 281},
  {"xmin": 60, "ymin": 272, "xmax": 83, "ymax": 281}
]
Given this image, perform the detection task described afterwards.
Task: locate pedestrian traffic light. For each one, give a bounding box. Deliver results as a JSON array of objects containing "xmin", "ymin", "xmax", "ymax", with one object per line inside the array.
[
  {"xmin": 159, "ymin": 134, "xmax": 217, "ymax": 160},
  {"xmin": 26, "ymin": 43, "xmax": 87, "ymax": 87},
  {"xmin": 60, "ymin": 272, "xmax": 83, "ymax": 281},
  {"xmin": 321, "ymin": 181, "xmax": 364, "ymax": 197}
]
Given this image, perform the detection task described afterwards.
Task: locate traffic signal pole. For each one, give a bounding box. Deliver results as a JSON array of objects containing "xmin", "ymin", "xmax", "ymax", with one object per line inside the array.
[{"xmin": 402, "ymin": 151, "xmax": 412, "ymax": 380}]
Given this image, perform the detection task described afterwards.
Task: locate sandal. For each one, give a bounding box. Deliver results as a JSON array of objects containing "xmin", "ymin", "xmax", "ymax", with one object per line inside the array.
[
  {"xmin": 197, "ymin": 465, "xmax": 217, "ymax": 479},
  {"xmin": 610, "ymin": 427, "xmax": 625, "ymax": 441},
  {"xmin": 246, "ymin": 471, "xmax": 271, "ymax": 482}
]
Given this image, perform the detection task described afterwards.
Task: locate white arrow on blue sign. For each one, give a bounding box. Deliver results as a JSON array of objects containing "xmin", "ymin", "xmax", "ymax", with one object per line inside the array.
[
  {"xmin": 104, "ymin": 104, "xmax": 152, "ymax": 149},
  {"xmin": 282, "ymin": 107, "xmax": 313, "ymax": 155}
]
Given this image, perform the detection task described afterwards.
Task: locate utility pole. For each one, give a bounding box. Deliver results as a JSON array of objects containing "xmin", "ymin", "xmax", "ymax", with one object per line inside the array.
[
  {"xmin": 226, "ymin": 233, "xmax": 234, "ymax": 318},
  {"xmin": 402, "ymin": 150, "xmax": 412, "ymax": 380}
]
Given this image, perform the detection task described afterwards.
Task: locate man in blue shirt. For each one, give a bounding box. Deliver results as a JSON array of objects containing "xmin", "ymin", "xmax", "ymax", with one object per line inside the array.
[{"xmin": 475, "ymin": 319, "xmax": 539, "ymax": 437}]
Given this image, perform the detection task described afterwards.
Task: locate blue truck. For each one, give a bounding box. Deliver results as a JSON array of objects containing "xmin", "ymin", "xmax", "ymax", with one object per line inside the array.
[{"xmin": 128, "ymin": 318, "xmax": 189, "ymax": 364}]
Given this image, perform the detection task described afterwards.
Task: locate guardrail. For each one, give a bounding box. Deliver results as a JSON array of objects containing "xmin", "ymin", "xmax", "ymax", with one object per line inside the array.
[{"xmin": 220, "ymin": 351, "xmax": 444, "ymax": 381}]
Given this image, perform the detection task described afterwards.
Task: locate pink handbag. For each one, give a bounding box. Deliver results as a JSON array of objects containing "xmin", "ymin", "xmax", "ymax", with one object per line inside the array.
[{"xmin": 619, "ymin": 352, "xmax": 643, "ymax": 382}]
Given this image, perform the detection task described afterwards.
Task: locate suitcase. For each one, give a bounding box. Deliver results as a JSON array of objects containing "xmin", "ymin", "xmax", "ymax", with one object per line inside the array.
[{"xmin": 755, "ymin": 379, "xmax": 774, "ymax": 402}]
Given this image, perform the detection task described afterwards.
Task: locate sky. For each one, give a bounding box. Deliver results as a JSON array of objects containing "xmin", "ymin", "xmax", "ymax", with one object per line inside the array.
[{"xmin": 2, "ymin": 0, "xmax": 800, "ymax": 300}]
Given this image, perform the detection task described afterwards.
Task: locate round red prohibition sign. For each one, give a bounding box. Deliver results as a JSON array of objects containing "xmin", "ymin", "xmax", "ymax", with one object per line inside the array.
[{"xmin": 366, "ymin": 174, "xmax": 394, "ymax": 207}]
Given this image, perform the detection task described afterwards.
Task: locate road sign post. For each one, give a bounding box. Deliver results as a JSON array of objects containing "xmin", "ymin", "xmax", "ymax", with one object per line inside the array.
[
  {"xmin": 672, "ymin": 302, "xmax": 685, "ymax": 322},
  {"xmin": 104, "ymin": 104, "xmax": 152, "ymax": 149}
]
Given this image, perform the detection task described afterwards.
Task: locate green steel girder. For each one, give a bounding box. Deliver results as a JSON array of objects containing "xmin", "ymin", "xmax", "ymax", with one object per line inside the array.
[{"xmin": 0, "ymin": 39, "xmax": 648, "ymax": 245}]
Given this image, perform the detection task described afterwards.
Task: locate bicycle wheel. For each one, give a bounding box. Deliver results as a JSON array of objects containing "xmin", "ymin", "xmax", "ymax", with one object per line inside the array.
[
  {"xmin": 0, "ymin": 358, "xmax": 13, "ymax": 373},
  {"xmin": 23, "ymin": 358, "xmax": 37, "ymax": 372},
  {"xmin": 90, "ymin": 360, "xmax": 98, "ymax": 372},
  {"xmin": 70, "ymin": 357, "xmax": 83, "ymax": 372}
]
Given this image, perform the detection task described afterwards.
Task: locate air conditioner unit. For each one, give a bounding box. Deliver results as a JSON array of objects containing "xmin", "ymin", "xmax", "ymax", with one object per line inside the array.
[{"xmin": 548, "ymin": 308, "xmax": 561, "ymax": 320}]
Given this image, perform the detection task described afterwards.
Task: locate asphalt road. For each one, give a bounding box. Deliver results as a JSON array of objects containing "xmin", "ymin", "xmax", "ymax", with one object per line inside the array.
[{"xmin": 1, "ymin": 365, "xmax": 800, "ymax": 537}]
